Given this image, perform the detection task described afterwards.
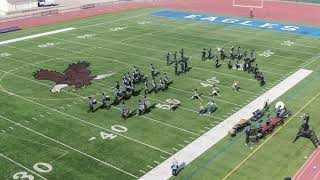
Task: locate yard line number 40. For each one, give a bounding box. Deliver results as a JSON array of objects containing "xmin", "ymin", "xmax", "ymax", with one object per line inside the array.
[
  {"xmin": 200, "ymin": 77, "xmax": 220, "ymax": 87},
  {"xmin": 12, "ymin": 162, "xmax": 52, "ymax": 180},
  {"xmin": 156, "ymin": 99, "xmax": 181, "ymax": 110}
]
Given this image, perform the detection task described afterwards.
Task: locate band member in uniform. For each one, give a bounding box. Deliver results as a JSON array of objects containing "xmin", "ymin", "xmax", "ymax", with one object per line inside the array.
[
  {"xmin": 201, "ymin": 48, "xmax": 206, "ymax": 61},
  {"xmin": 144, "ymin": 80, "xmax": 149, "ymax": 94},
  {"xmin": 166, "ymin": 52, "xmax": 170, "ymax": 66},
  {"xmin": 180, "ymin": 48, "xmax": 184, "ymax": 60},
  {"xmin": 173, "ymin": 51, "xmax": 178, "ymax": 64},
  {"xmin": 88, "ymin": 97, "xmax": 96, "ymax": 112},
  {"xmin": 227, "ymin": 56, "xmax": 232, "ymax": 69},
  {"xmin": 163, "ymin": 73, "xmax": 169, "ymax": 88},
  {"xmin": 219, "ymin": 47, "xmax": 225, "ymax": 61},
  {"xmin": 174, "ymin": 62, "xmax": 179, "ymax": 76},
  {"xmin": 215, "ymin": 56, "xmax": 219, "ymax": 67},
  {"xmin": 114, "ymin": 88, "xmax": 121, "ymax": 104},
  {"xmin": 121, "ymin": 101, "xmax": 131, "ymax": 120},
  {"xmin": 138, "ymin": 99, "xmax": 145, "ymax": 115},
  {"xmin": 102, "ymin": 93, "xmax": 110, "ymax": 109},
  {"xmin": 207, "ymin": 100, "xmax": 216, "ymax": 115},
  {"xmin": 232, "ymin": 81, "xmax": 240, "ymax": 92},
  {"xmin": 144, "ymin": 95, "xmax": 149, "ymax": 111},
  {"xmin": 151, "ymin": 64, "xmax": 156, "ymax": 77},
  {"xmin": 209, "ymin": 84, "xmax": 220, "ymax": 96},
  {"xmin": 160, "ymin": 79, "xmax": 165, "ymax": 91},
  {"xmin": 151, "ymin": 78, "xmax": 157, "ymax": 93},
  {"xmin": 191, "ymin": 88, "xmax": 202, "ymax": 100},
  {"xmin": 208, "ymin": 48, "xmax": 212, "ymax": 59}
]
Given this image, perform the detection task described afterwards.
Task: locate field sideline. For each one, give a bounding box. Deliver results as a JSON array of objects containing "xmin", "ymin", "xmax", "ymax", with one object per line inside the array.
[{"xmin": 1, "ymin": 7, "xmax": 320, "ymax": 180}]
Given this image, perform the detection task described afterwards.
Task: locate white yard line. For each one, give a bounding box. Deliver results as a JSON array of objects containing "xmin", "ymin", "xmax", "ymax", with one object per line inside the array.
[
  {"xmin": 80, "ymin": 19, "xmax": 313, "ymax": 66},
  {"xmin": 1, "ymin": 49, "xmax": 216, "ymax": 136},
  {"xmin": 122, "ymin": 17, "xmax": 320, "ymax": 51},
  {"xmin": 0, "ymin": 153, "xmax": 48, "ymax": 180},
  {"xmin": 49, "ymin": 152, "xmax": 69, "ymax": 164},
  {"xmin": 0, "ymin": 115, "xmax": 139, "ymax": 179},
  {"xmin": 92, "ymin": 79, "xmax": 226, "ymax": 121},
  {"xmin": 168, "ymin": 86, "xmax": 242, "ymax": 107},
  {"xmin": 4, "ymin": 54, "xmax": 202, "ymax": 137},
  {"xmin": 0, "ymin": 70, "xmax": 173, "ymax": 156},
  {"xmin": 0, "ymin": 132, "xmax": 67, "ymax": 153},
  {"xmin": 0, "ymin": 28, "xmax": 75, "ymax": 45},
  {"xmin": 44, "ymin": 36, "xmax": 260, "ymax": 83},
  {"xmin": 139, "ymin": 68, "xmax": 312, "ymax": 180}
]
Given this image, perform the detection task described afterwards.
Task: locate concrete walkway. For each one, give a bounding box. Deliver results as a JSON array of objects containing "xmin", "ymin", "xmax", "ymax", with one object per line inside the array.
[{"xmin": 139, "ymin": 68, "xmax": 313, "ymax": 180}]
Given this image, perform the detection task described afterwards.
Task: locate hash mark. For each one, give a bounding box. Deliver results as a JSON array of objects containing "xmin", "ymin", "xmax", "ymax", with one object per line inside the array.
[
  {"xmin": 139, "ymin": 170, "xmax": 147, "ymax": 173},
  {"xmin": 172, "ymin": 148, "xmax": 179, "ymax": 151},
  {"xmin": 147, "ymin": 165, "xmax": 153, "ymax": 169},
  {"xmin": 46, "ymin": 112, "xmax": 52, "ymax": 115},
  {"xmin": 32, "ymin": 117, "xmax": 38, "ymax": 121},
  {"xmin": 88, "ymin": 137, "xmax": 96, "ymax": 141},
  {"xmin": 39, "ymin": 115, "xmax": 45, "ymax": 117},
  {"xmin": 67, "ymin": 104, "xmax": 72, "ymax": 107},
  {"xmin": 178, "ymin": 144, "xmax": 184, "ymax": 147},
  {"xmin": 200, "ymin": 130, "xmax": 206, "ymax": 133},
  {"xmin": 1, "ymin": 130, "xmax": 5, "ymax": 133},
  {"xmin": 184, "ymin": 140, "xmax": 190, "ymax": 143},
  {"xmin": 160, "ymin": 156, "xmax": 167, "ymax": 160},
  {"xmin": 9, "ymin": 127, "xmax": 14, "ymax": 130},
  {"xmin": 153, "ymin": 160, "xmax": 160, "ymax": 164}
]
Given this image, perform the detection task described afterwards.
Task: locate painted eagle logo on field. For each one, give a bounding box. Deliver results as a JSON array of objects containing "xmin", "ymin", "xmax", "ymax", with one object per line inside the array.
[{"xmin": 33, "ymin": 61, "xmax": 114, "ymax": 93}]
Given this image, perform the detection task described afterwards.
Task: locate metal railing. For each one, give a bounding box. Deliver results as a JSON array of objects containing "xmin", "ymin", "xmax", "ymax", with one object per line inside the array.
[{"xmin": 0, "ymin": 0, "xmax": 157, "ymax": 22}]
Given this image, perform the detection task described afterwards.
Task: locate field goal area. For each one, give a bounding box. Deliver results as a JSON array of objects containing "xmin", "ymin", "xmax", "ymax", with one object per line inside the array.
[{"xmin": 233, "ymin": 0, "xmax": 264, "ymax": 8}]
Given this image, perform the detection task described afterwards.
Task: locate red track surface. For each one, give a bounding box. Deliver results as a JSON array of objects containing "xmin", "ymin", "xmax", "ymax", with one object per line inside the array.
[
  {"xmin": 160, "ymin": 0, "xmax": 320, "ymax": 25},
  {"xmin": 293, "ymin": 148, "xmax": 320, "ymax": 180},
  {"xmin": 1, "ymin": 0, "xmax": 320, "ymax": 29},
  {"xmin": 0, "ymin": 0, "xmax": 320, "ymax": 178}
]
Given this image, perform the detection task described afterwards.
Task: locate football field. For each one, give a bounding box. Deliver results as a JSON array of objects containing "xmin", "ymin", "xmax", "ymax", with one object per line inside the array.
[{"xmin": 1, "ymin": 7, "xmax": 320, "ymax": 180}]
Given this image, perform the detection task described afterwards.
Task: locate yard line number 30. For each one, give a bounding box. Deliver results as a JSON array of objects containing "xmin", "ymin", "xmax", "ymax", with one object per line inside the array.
[{"xmin": 12, "ymin": 162, "xmax": 52, "ymax": 180}]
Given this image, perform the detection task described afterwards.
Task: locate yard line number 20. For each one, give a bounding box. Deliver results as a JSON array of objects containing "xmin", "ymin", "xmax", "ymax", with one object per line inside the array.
[{"xmin": 12, "ymin": 162, "xmax": 52, "ymax": 180}]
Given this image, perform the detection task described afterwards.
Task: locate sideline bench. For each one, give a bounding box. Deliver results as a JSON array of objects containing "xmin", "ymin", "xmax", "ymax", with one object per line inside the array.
[
  {"xmin": 41, "ymin": 9, "xmax": 58, "ymax": 16},
  {"xmin": 81, "ymin": 4, "xmax": 95, "ymax": 9},
  {"xmin": 0, "ymin": 26, "xmax": 21, "ymax": 33}
]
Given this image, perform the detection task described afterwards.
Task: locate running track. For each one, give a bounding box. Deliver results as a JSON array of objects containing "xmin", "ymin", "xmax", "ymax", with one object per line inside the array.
[
  {"xmin": 294, "ymin": 148, "xmax": 320, "ymax": 180},
  {"xmin": 2, "ymin": 0, "xmax": 320, "ymax": 28}
]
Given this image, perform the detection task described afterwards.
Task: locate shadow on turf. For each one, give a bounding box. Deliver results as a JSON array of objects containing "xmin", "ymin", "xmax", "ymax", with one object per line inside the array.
[{"xmin": 126, "ymin": 109, "xmax": 137, "ymax": 119}]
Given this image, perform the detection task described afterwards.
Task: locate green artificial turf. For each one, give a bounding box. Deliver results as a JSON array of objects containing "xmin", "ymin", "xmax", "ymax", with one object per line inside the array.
[{"xmin": 0, "ymin": 7, "xmax": 320, "ymax": 180}]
